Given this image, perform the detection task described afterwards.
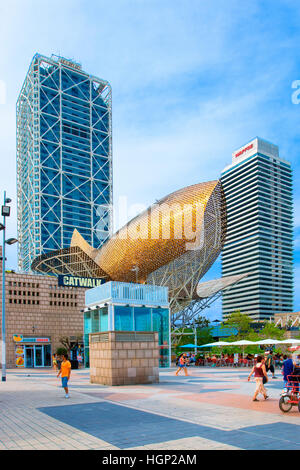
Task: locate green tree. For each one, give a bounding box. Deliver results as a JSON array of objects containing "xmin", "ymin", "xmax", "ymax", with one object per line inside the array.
[
  {"xmin": 257, "ymin": 322, "xmax": 285, "ymax": 340},
  {"xmin": 56, "ymin": 346, "xmax": 68, "ymax": 356},
  {"xmin": 194, "ymin": 316, "xmax": 210, "ymax": 329},
  {"xmin": 172, "ymin": 318, "xmax": 214, "ymax": 356},
  {"xmin": 194, "ymin": 316, "xmax": 213, "ymax": 347},
  {"xmin": 223, "ymin": 310, "xmax": 252, "ymax": 339},
  {"xmin": 58, "ymin": 333, "xmax": 82, "ymax": 354},
  {"xmin": 58, "ymin": 336, "xmax": 72, "ymax": 353},
  {"xmin": 172, "ymin": 328, "xmax": 195, "ymax": 356},
  {"xmin": 196, "ymin": 326, "xmax": 214, "ymax": 347}
]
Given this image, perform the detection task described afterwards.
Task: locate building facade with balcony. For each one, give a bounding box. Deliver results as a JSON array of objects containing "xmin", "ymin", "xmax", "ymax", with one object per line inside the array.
[{"xmin": 221, "ymin": 138, "xmax": 293, "ymax": 320}]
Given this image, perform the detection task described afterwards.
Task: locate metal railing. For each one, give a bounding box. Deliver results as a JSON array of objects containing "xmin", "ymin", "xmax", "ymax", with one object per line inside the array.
[{"xmin": 86, "ymin": 281, "xmax": 169, "ymax": 307}]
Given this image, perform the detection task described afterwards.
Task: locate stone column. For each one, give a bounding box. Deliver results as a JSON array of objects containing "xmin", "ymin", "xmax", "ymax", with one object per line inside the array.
[{"xmin": 89, "ymin": 331, "xmax": 159, "ymax": 385}]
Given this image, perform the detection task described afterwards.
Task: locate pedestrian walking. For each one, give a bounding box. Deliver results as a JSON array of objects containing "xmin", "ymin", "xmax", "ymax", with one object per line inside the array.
[
  {"xmin": 77, "ymin": 352, "xmax": 83, "ymax": 368},
  {"xmin": 190, "ymin": 353, "xmax": 196, "ymax": 365},
  {"xmin": 175, "ymin": 353, "xmax": 189, "ymax": 376},
  {"xmin": 56, "ymin": 355, "xmax": 62, "ymax": 371},
  {"xmin": 52, "ymin": 354, "xmax": 58, "ymax": 371},
  {"xmin": 265, "ymin": 350, "xmax": 277, "ymax": 379},
  {"xmin": 248, "ymin": 355, "xmax": 269, "ymax": 401},
  {"xmin": 282, "ymin": 354, "xmax": 294, "ymax": 387},
  {"xmin": 293, "ymin": 354, "xmax": 300, "ymax": 366},
  {"xmin": 57, "ymin": 353, "xmax": 71, "ymax": 398}
]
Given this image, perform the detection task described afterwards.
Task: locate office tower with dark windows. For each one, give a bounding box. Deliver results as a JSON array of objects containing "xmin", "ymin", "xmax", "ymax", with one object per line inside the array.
[
  {"xmin": 17, "ymin": 53, "xmax": 112, "ymax": 272},
  {"xmin": 221, "ymin": 137, "xmax": 293, "ymax": 321}
]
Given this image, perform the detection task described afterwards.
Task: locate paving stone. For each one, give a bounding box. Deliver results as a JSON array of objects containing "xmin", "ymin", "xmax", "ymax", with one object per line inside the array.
[{"xmin": 1, "ymin": 367, "xmax": 299, "ymax": 450}]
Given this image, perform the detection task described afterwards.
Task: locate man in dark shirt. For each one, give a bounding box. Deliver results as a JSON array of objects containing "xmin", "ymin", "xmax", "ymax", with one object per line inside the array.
[
  {"xmin": 265, "ymin": 351, "xmax": 277, "ymax": 379},
  {"xmin": 282, "ymin": 354, "xmax": 294, "ymax": 386}
]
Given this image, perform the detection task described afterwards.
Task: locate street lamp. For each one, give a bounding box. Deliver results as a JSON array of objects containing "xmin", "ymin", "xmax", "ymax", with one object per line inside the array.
[
  {"xmin": 131, "ymin": 265, "xmax": 139, "ymax": 283},
  {"xmin": 1, "ymin": 192, "xmax": 18, "ymax": 382},
  {"xmin": 6, "ymin": 238, "xmax": 18, "ymax": 246},
  {"xmin": 192, "ymin": 322, "xmax": 198, "ymax": 355}
]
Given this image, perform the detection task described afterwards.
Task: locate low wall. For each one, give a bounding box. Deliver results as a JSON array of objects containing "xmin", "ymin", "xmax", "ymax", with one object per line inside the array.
[{"xmin": 89, "ymin": 331, "xmax": 159, "ymax": 386}]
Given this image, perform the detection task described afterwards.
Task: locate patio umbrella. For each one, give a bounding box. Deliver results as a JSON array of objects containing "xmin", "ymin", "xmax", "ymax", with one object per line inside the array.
[
  {"xmin": 228, "ymin": 340, "xmax": 255, "ymax": 358},
  {"xmin": 180, "ymin": 344, "xmax": 198, "ymax": 348},
  {"xmin": 288, "ymin": 345, "xmax": 300, "ymax": 352},
  {"xmin": 278, "ymin": 339, "xmax": 300, "ymax": 344},
  {"xmin": 229, "ymin": 340, "xmax": 255, "ymax": 347},
  {"xmin": 253, "ymin": 339, "xmax": 283, "ymax": 345},
  {"xmin": 197, "ymin": 341, "xmax": 229, "ymax": 348}
]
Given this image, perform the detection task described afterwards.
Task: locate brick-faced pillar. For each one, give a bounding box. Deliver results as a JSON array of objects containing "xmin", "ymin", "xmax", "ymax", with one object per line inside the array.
[{"xmin": 89, "ymin": 331, "xmax": 159, "ymax": 386}]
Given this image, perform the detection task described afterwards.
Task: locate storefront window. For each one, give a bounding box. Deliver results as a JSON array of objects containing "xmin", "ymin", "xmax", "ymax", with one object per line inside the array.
[
  {"xmin": 25, "ymin": 346, "xmax": 34, "ymax": 368},
  {"xmin": 35, "ymin": 346, "xmax": 43, "ymax": 367},
  {"xmin": 21, "ymin": 344, "xmax": 52, "ymax": 368}
]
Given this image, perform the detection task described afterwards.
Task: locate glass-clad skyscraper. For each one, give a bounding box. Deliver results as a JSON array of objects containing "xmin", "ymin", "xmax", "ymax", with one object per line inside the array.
[
  {"xmin": 17, "ymin": 53, "xmax": 112, "ymax": 272},
  {"xmin": 221, "ymin": 138, "xmax": 293, "ymax": 321}
]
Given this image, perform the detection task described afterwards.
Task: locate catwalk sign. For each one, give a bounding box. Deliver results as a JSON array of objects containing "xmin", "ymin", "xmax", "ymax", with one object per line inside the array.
[{"xmin": 58, "ymin": 275, "xmax": 105, "ymax": 288}]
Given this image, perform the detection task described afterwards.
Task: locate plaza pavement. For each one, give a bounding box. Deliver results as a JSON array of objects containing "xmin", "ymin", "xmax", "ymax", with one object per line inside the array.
[{"xmin": 0, "ymin": 366, "xmax": 299, "ymax": 450}]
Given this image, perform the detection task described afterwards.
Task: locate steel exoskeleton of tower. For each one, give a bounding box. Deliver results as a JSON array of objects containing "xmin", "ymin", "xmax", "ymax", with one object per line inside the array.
[{"xmin": 17, "ymin": 53, "xmax": 113, "ymax": 272}]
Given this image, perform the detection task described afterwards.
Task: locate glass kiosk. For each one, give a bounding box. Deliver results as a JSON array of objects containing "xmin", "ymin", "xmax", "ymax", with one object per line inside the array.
[{"xmin": 83, "ymin": 281, "xmax": 171, "ymax": 368}]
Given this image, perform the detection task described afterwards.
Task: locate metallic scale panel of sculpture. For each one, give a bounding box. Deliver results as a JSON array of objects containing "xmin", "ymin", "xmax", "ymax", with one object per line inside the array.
[{"xmin": 32, "ymin": 180, "xmax": 227, "ymax": 318}]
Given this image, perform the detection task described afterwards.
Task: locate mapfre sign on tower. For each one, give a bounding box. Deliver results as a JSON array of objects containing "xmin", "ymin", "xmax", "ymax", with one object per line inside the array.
[
  {"xmin": 232, "ymin": 137, "xmax": 279, "ymax": 164},
  {"xmin": 232, "ymin": 139, "xmax": 257, "ymax": 163}
]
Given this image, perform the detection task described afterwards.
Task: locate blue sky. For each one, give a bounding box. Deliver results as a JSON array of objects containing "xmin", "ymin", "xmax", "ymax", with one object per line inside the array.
[{"xmin": 0, "ymin": 0, "xmax": 300, "ymax": 320}]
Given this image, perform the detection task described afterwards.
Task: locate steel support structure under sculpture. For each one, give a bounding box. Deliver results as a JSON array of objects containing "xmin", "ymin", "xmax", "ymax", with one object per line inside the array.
[{"xmin": 170, "ymin": 273, "xmax": 251, "ymax": 345}]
